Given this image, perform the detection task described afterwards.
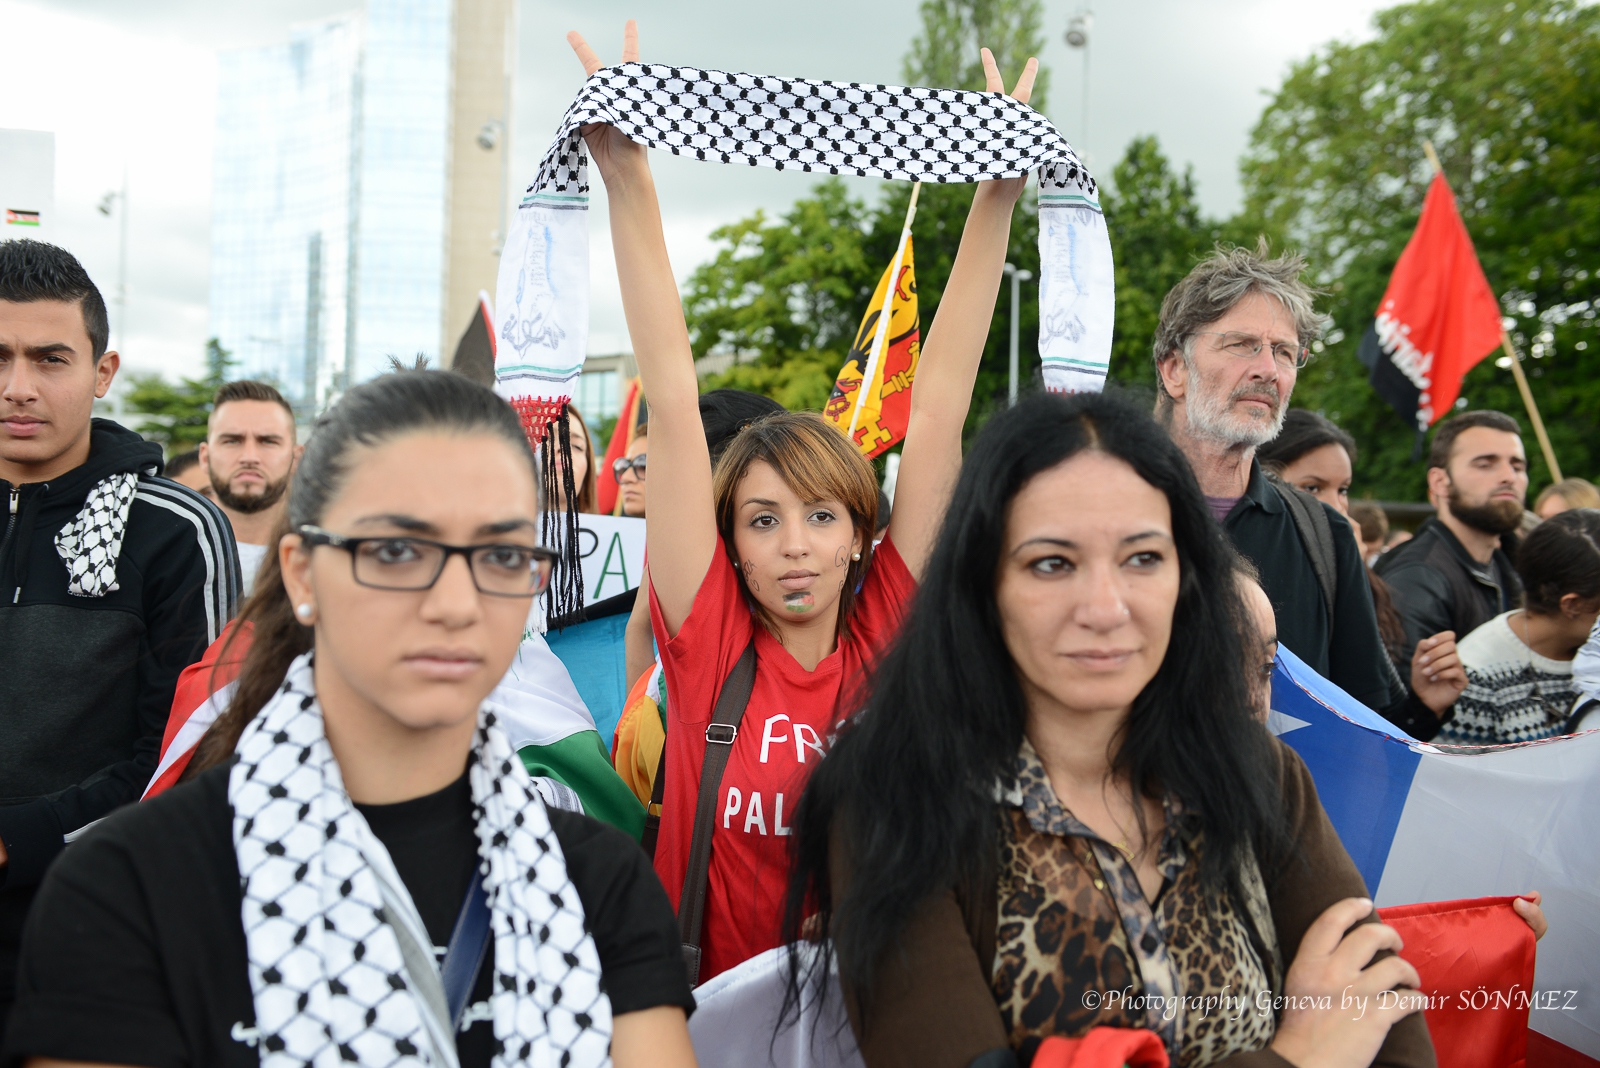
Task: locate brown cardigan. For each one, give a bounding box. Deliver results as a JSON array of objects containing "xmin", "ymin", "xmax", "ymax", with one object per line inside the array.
[{"xmin": 839, "ymin": 740, "xmax": 1436, "ymax": 1068}]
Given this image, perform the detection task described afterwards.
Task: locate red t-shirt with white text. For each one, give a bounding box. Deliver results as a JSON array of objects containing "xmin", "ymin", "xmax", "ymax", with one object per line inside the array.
[{"xmin": 649, "ymin": 536, "xmax": 916, "ymax": 982}]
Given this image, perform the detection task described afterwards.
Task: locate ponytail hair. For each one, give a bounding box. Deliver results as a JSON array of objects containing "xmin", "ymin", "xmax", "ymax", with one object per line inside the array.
[{"xmin": 187, "ymin": 370, "xmax": 536, "ymax": 776}]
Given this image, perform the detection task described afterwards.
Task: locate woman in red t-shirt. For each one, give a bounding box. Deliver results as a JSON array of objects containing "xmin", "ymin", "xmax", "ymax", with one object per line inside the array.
[{"xmin": 568, "ymin": 24, "xmax": 1039, "ymax": 981}]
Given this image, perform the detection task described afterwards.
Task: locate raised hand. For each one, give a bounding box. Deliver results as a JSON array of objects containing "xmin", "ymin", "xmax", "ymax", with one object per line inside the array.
[
  {"xmin": 1411, "ymin": 630, "xmax": 1467, "ymax": 715},
  {"xmin": 566, "ymin": 22, "xmax": 645, "ymax": 180},
  {"xmin": 978, "ymin": 47, "xmax": 1039, "ymax": 205},
  {"xmin": 1269, "ymin": 898, "xmax": 1426, "ymax": 1068}
]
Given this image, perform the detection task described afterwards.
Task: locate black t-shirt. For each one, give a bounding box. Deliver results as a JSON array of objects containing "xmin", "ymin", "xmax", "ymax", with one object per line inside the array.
[{"xmin": 2, "ymin": 762, "xmax": 693, "ymax": 1068}]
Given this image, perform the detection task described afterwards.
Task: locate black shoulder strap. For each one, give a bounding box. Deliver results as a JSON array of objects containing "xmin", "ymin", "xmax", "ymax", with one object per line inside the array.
[
  {"xmin": 1268, "ymin": 474, "xmax": 1338, "ymax": 630},
  {"xmin": 440, "ymin": 866, "xmax": 491, "ymax": 1032},
  {"xmin": 640, "ymin": 738, "xmax": 668, "ymax": 859},
  {"xmin": 678, "ymin": 639, "xmax": 758, "ymax": 988}
]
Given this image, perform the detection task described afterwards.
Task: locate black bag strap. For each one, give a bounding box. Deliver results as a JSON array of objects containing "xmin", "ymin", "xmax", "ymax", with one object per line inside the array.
[
  {"xmin": 1268, "ymin": 473, "xmax": 1338, "ymax": 630},
  {"xmin": 640, "ymin": 738, "xmax": 668, "ymax": 859},
  {"xmin": 441, "ymin": 865, "xmax": 492, "ymax": 1033},
  {"xmin": 678, "ymin": 639, "xmax": 758, "ymax": 987}
]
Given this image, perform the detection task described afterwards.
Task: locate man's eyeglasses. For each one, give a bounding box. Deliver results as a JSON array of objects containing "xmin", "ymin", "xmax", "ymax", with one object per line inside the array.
[
  {"xmin": 298, "ymin": 526, "xmax": 555, "ymax": 597},
  {"xmin": 613, "ymin": 454, "xmax": 647, "ymax": 480},
  {"xmin": 1195, "ymin": 331, "xmax": 1311, "ymax": 370}
]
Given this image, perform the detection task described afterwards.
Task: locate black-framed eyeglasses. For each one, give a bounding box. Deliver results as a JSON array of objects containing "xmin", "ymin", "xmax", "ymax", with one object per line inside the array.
[
  {"xmin": 612, "ymin": 454, "xmax": 647, "ymax": 480},
  {"xmin": 1195, "ymin": 331, "xmax": 1312, "ymax": 369},
  {"xmin": 298, "ymin": 525, "xmax": 555, "ymax": 597}
]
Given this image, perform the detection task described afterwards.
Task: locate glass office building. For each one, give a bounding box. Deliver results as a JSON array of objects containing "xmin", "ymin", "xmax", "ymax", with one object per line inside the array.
[{"xmin": 209, "ymin": 0, "xmax": 453, "ymax": 412}]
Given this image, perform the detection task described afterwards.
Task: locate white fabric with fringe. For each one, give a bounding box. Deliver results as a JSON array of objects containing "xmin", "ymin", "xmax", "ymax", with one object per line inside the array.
[
  {"xmin": 230, "ymin": 652, "xmax": 612, "ymax": 1068},
  {"xmin": 493, "ymin": 60, "xmax": 1114, "ymax": 440}
]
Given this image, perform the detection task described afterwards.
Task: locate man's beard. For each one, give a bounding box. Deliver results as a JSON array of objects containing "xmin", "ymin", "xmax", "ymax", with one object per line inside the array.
[
  {"xmin": 1448, "ymin": 482, "xmax": 1523, "ymax": 535},
  {"xmin": 1185, "ymin": 366, "xmax": 1287, "ymax": 448},
  {"xmin": 211, "ymin": 464, "xmax": 291, "ymax": 514}
]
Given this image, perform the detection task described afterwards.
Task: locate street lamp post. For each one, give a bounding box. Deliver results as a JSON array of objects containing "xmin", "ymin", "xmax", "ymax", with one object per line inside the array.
[
  {"xmin": 1003, "ymin": 263, "xmax": 1033, "ymax": 407},
  {"xmin": 1065, "ymin": 9, "xmax": 1093, "ymax": 156}
]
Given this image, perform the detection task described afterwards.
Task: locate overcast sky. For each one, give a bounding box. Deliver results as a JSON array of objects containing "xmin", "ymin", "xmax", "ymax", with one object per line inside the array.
[{"xmin": 6, "ymin": 0, "xmax": 1385, "ymax": 380}]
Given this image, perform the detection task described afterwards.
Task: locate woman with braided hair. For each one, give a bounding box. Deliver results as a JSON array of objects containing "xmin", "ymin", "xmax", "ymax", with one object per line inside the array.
[{"xmin": 570, "ymin": 22, "xmax": 1037, "ymax": 984}]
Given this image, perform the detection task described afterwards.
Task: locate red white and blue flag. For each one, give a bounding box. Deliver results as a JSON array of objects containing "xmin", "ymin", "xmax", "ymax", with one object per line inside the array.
[{"xmin": 1271, "ymin": 646, "xmax": 1600, "ymax": 1066}]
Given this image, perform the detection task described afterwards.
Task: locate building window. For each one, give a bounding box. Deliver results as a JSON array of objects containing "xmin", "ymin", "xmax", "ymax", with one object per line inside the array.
[{"xmin": 576, "ymin": 370, "xmax": 620, "ymax": 426}]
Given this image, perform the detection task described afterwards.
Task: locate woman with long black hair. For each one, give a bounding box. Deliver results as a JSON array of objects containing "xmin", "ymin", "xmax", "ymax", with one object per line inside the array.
[
  {"xmin": 785, "ymin": 391, "xmax": 1434, "ymax": 1068},
  {"xmin": 4, "ymin": 371, "xmax": 696, "ymax": 1068}
]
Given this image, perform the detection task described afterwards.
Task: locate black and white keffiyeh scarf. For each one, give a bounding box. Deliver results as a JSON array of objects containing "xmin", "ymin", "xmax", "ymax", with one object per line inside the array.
[
  {"xmin": 54, "ymin": 471, "xmax": 139, "ymax": 596},
  {"xmin": 493, "ymin": 62, "xmax": 1114, "ymax": 442},
  {"xmin": 231, "ymin": 653, "xmax": 612, "ymax": 1068}
]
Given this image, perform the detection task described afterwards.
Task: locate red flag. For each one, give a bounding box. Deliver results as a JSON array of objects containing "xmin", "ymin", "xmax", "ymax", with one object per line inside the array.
[
  {"xmin": 1378, "ymin": 896, "xmax": 1537, "ymax": 1068},
  {"xmin": 1358, "ymin": 173, "xmax": 1504, "ymax": 431},
  {"xmin": 596, "ymin": 378, "xmax": 643, "ymax": 516},
  {"xmin": 142, "ymin": 622, "xmax": 251, "ymax": 799}
]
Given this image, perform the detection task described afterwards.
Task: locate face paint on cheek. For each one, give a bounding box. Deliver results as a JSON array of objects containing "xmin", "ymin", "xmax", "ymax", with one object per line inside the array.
[
  {"xmin": 742, "ymin": 561, "xmax": 760, "ymax": 592},
  {"xmin": 834, "ymin": 546, "xmax": 848, "ymax": 569},
  {"xmin": 783, "ymin": 591, "xmax": 814, "ymax": 613}
]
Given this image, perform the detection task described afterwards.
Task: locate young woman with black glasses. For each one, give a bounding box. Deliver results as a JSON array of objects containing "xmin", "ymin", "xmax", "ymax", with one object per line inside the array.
[{"xmin": 3, "ymin": 371, "xmax": 697, "ymax": 1068}]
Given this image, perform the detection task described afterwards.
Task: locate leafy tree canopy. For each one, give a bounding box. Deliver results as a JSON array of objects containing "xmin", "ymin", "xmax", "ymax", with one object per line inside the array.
[
  {"xmin": 1101, "ymin": 136, "xmax": 1258, "ymax": 394},
  {"xmin": 1242, "ymin": 0, "xmax": 1600, "ymax": 497},
  {"xmin": 124, "ymin": 337, "xmax": 239, "ymax": 454}
]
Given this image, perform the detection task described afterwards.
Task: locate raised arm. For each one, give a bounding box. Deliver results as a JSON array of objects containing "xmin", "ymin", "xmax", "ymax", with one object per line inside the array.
[
  {"xmin": 886, "ymin": 49, "xmax": 1036, "ymax": 580},
  {"xmin": 569, "ymin": 25, "xmax": 715, "ymax": 638}
]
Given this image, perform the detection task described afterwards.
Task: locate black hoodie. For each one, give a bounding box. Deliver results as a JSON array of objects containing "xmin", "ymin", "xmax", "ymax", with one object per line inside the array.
[{"xmin": 0, "ymin": 420, "xmax": 238, "ymax": 998}]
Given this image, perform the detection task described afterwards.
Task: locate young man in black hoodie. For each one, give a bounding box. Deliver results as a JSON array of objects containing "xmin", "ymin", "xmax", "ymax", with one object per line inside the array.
[{"xmin": 0, "ymin": 240, "xmax": 239, "ymax": 1036}]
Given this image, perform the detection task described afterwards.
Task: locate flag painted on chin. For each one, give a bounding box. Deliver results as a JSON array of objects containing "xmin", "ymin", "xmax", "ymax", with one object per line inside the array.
[
  {"xmin": 1358, "ymin": 172, "xmax": 1504, "ymax": 432},
  {"xmin": 825, "ymin": 235, "xmax": 920, "ymax": 460},
  {"xmin": 1270, "ymin": 645, "xmax": 1600, "ymax": 1065}
]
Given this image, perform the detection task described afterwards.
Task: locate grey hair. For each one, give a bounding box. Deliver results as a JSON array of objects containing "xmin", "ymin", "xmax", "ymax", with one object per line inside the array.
[{"xmin": 1151, "ymin": 239, "xmax": 1329, "ymax": 402}]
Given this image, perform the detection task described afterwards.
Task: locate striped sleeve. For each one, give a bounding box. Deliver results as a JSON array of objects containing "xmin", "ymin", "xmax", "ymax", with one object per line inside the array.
[{"xmin": 136, "ymin": 477, "xmax": 240, "ymax": 641}]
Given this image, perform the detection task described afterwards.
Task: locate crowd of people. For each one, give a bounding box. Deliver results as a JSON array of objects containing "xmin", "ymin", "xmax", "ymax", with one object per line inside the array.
[{"xmin": 0, "ymin": 25, "xmax": 1592, "ymax": 1068}]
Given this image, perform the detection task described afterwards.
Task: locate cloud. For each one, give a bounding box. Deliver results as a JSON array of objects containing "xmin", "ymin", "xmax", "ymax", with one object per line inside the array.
[{"xmin": 11, "ymin": 0, "xmax": 1384, "ymax": 380}]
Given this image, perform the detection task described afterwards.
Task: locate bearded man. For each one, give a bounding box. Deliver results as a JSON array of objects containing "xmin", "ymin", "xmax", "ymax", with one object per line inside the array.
[
  {"xmin": 1153, "ymin": 244, "xmax": 1464, "ymax": 734},
  {"xmin": 196, "ymin": 380, "xmax": 300, "ymax": 594},
  {"xmin": 1376, "ymin": 410, "xmax": 1527, "ymax": 668}
]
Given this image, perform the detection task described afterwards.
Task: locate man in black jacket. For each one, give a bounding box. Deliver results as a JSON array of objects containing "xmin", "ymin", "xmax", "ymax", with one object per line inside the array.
[
  {"xmin": 1376, "ymin": 410, "xmax": 1527, "ymax": 665},
  {"xmin": 1152, "ymin": 244, "xmax": 1464, "ymax": 737},
  {"xmin": 0, "ymin": 240, "xmax": 239, "ymax": 1035}
]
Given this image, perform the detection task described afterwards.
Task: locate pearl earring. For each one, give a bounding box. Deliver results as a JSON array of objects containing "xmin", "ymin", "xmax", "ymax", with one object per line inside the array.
[
  {"xmin": 851, "ymin": 552, "xmax": 861, "ymax": 561},
  {"xmin": 296, "ymin": 603, "xmax": 314, "ymax": 622}
]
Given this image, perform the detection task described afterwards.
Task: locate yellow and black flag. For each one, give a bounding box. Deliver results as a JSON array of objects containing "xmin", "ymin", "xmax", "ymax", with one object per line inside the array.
[{"xmin": 825, "ymin": 185, "xmax": 921, "ymax": 459}]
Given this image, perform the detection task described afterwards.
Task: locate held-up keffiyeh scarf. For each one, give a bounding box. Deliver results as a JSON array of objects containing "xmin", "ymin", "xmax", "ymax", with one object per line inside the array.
[
  {"xmin": 231, "ymin": 653, "xmax": 612, "ymax": 1068},
  {"xmin": 493, "ymin": 61, "xmax": 1114, "ymax": 432},
  {"xmin": 54, "ymin": 472, "xmax": 140, "ymax": 596}
]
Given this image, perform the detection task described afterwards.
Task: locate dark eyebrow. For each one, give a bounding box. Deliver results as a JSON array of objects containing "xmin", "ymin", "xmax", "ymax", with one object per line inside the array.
[
  {"xmin": 476, "ymin": 518, "xmax": 537, "ymax": 537},
  {"xmin": 742, "ymin": 497, "xmax": 780, "ymax": 509},
  {"xmin": 349, "ymin": 515, "xmax": 537, "ymax": 538},
  {"xmin": 1013, "ymin": 530, "xmax": 1170, "ymax": 554},
  {"xmin": 15, "ymin": 342, "xmax": 78, "ymax": 358},
  {"xmin": 351, "ymin": 514, "xmax": 440, "ymax": 535}
]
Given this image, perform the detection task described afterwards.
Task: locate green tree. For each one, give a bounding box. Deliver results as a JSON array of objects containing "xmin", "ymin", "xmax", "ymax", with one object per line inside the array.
[
  {"xmin": 683, "ymin": 178, "xmax": 877, "ymax": 411},
  {"xmin": 903, "ymin": 0, "xmax": 1050, "ymax": 112},
  {"xmin": 125, "ymin": 337, "xmax": 238, "ymax": 454},
  {"xmin": 1242, "ymin": 0, "xmax": 1600, "ymax": 498},
  {"xmin": 1100, "ymin": 136, "xmax": 1262, "ymax": 392}
]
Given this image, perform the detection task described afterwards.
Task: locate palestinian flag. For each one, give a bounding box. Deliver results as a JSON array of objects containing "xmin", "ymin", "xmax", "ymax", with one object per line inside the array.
[{"xmin": 5, "ymin": 209, "xmax": 41, "ymax": 226}]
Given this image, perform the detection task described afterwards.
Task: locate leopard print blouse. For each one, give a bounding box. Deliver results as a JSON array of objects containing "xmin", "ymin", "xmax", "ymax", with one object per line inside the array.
[{"xmin": 993, "ymin": 742, "xmax": 1280, "ymax": 1067}]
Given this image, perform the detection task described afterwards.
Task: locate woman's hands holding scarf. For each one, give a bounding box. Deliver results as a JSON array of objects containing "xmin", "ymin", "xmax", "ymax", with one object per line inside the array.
[{"xmin": 567, "ymin": 22, "xmax": 647, "ymax": 184}]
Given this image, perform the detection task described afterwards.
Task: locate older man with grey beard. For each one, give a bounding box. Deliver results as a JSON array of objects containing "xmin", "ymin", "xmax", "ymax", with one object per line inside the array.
[{"xmin": 1153, "ymin": 243, "xmax": 1464, "ymax": 738}]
